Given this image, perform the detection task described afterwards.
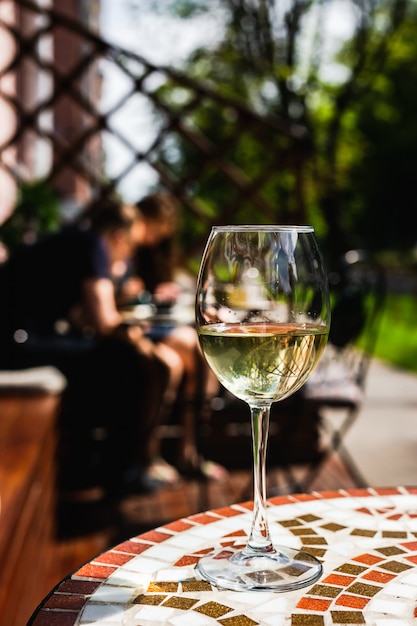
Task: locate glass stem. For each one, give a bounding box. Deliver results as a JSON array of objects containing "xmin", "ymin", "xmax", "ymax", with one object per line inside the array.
[{"xmin": 246, "ymin": 404, "xmax": 275, "ymax": 554}]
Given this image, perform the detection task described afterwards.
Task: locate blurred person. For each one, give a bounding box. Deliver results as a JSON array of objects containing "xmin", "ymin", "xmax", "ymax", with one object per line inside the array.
[
  {"xmin": 0, "ymin": 198, "xmax": 186, "ymax": 496},
  {"xmin": 117, "ymin": 192, "xmax": 227, "ymax": 482}
]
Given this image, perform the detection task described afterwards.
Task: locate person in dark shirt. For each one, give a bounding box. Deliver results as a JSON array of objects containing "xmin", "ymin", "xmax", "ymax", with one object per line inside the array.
[
  {"xmin": 117, "ymin": 192, "xmax": 227, "ymax": 482},
  {"xmin": 0, "ymin": 198, "xmax": 183, "ymax": 496}
]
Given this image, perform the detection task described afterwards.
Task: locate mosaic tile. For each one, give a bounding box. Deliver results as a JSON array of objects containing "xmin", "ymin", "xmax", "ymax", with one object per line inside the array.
[
  {"xmin": 335, "ymin": 594, "xmax": 370, "ymax": 609},
  {"xmin": 43, "ymin": 593, "xmax": 88, "ymax": 610},
  {"xmin": 147, "ymin": 581, "xmax": 179, "ymax": 592},
  {"xmin": 297, "ymin": 597, "xmax": 332, "ymax": 611},
  {"xmin": 308, "ymin": 584, "xmax": 342, "ymax": 598},
  {"xmin": 347, "ymin": 582, "xmax": 382, "ymax": 597},
  {"xmin": 320, "ymin": 523, "xmax": 346, "ymax": 532},
  {"xmin": 133, "ymin": 593, "xmax": 167, "ymax": 605},
  {"xmin": 362, "ymin": 570, "xmax": 395, "ymax": 583},
  {"xmin": 162, "ymin": 595, "xmax": 199, "ymax": 609},
  {"xmin": 379, "ymin": 560, "xmax": 413, "ymax": 573},
  {"xmin": 336, "ymin": 564, "xmax": 367, "ymax": 575},
  {"xmin": 219, "ymin": 616, "xmax": 259, "ymax": 625},
  {"xmin": 279, "ymin": 519, "xmax": 304, "ymax": 527},
  {"xmin": 193, "ymin": 600, "xmax": 233, "ymax": 617},
  {"xmin": 376, "ymin": 546, "xmax": 406, "ymax": 556},
  {"xmin": 29, "ymin": 490, "xmax": 417, "ymax": 626},
  {"xmin": 291, "ymin": 614, "xmax": 324, "ymax": 625},
  {"xmin": 31, "ymin": 612, "xmax": 79, "ymax": 626},
  {"xmin": 350, "ymin": 529, "xmax": 377, "ymax": 537},
  {"xmin": 322, "ymin": 574, "xmax": 356, "ymax": 586},
  {"xmin": 181, "ymin": 579, "xmax": 213, "ymax": 592},
  {"xmin": 331, "ymin": 610, "xmax": 365, "ymax": 623},
  {"xmin": 112, "ymin": 539, "xmax": 151, "ymax": 554},
  {"xmin": 290, "ymin": 527, "xmax": 318, "ymax": 536}
]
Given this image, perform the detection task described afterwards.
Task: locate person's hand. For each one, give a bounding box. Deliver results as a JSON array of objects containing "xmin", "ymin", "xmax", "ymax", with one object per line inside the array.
[
  {"xmin": 153, "ymin": 281, "xmax": 181, "ymax": 304},
  {"xmin": 117, "ymin": 276, "xmax": 146, "ymax": 305}
]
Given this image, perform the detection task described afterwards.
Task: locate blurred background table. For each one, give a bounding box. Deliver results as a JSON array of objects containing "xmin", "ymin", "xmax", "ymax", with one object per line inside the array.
[{"xmin": 29, "ymin": 487, "xmax": 417, "ymax": 625}]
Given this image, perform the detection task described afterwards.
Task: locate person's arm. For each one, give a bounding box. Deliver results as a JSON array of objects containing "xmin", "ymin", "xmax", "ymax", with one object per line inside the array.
[{"xmin": 82, "ymin": 276, "xmax": 123, "ymax": 335}]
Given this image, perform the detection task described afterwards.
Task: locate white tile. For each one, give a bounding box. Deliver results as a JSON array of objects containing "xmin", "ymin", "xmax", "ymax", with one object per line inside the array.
[
  {"xmin": 368, "ymin": 597, "xmax": 408, "ymax": 616},
  {"xmin": 80, "ymin": 602, "xmax": 124, "ymax": 624},
  {"xmin": 90, "ymin": 583, "xmax": 135, "ymax": 603}
]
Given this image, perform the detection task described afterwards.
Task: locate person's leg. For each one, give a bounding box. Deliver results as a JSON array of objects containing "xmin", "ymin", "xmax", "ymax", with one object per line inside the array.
[{"xmin": 162, "ymin": 325, "xmax": 227, "ymax": 479}]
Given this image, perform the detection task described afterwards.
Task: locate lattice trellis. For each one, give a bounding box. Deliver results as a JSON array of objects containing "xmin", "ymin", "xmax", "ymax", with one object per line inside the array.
[{"xmin": 0, "ymin": 0, "xmax": 309, "ymax": 245}]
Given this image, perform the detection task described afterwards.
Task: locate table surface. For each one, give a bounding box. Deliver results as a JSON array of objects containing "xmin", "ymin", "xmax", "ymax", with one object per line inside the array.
[{"xmin": 29, "ymin": 487, "xmax": 417, "ymax": 626}]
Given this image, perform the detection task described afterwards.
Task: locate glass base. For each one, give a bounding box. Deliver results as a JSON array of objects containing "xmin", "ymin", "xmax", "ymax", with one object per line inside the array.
[{"xmin": 196, "ymin": 545, "xmax": 323, "ymax": 592}]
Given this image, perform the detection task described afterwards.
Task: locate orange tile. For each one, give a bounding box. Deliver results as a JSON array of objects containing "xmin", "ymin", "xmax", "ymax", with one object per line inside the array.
[
  {"xmin": 138, "ymin": 529, "xmax": 172, "ymax": 543},
  {"xmin": 373, "ymin": 487, "xmax": 402, "ymax": 496},
  {"xmin": 335, "ymin": 594, "xmax": 370, "ymax": 609},
  {"xmin": 174, "ymin": 555, "xmax": 200, "ymax": 566},
  {"xmin": 355, "ymin": 507, "xmax": 372, "ymax": 515},
  {"xmin": 323, "ymin": 573, "xmax": 355, "ymax": 586},
  {"xmin": 268, "ymin": 495, "xmax": 294, "ymax": 505},
  {"xmin": 210, "ymin": 506, "xmax": 242, "ymax": 517},
  {"xmin": 344, "ymin": 488, "xmax": 373, "ymax": 497},
  {"xmin": 93, "ymin": 552, "xmax": 134, "ymax": 566},
  {"xmin": 292, "ymin": 493, "xmax": 321, "ymax": 502},
  {"xmin": 74, "ymin": 563, "xmax": 116, "ymax": 579},
  {"xmin": 163, "ymin": 520, "xmax": 194, "ymax": 532},
  {"xmin": 188, "ymin": 512, "xmax": 223, "ymax": 524},
  {"xmin": 113, "ymin": 540, "xmax": 151, "ymax": 555},
  {"xmin": 224, "ymin": 529, "xmax": 247, "ymax": 537},
  {"xmin": 353, "ymin": 553, "xmax": 384, "ymax": 565},
  {"xmin": 362, "ymin": 570, "xmax": 395, "ymax": 583},
  {"xmin": 296, "ymin": 597, "xmax": 332, "ymax": 611},
  {"xmin": 237, "ymin": 500, "xmax": 254, "ymax": 510},
  {"xmin": 315, "ymin": 490, "xmax": 345, "ymax": 499},
  {"xmin": 401, "ymin": 540, "xmax": 417, "ymax": 551}
]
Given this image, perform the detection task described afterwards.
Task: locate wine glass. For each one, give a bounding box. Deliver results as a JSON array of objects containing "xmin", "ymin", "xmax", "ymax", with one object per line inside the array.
[{"xmin": 195, "ymin": 225, "xmax": 330, "ymax": 592}]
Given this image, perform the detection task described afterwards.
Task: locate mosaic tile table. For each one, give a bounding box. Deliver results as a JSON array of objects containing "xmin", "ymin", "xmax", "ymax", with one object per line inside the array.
[{"xmin": 29, "ymin": 487, "xmax": 417, "ymax": 626}]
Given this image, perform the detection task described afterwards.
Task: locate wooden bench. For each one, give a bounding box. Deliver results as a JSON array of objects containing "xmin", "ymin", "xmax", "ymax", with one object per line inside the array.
[{"xmin": 0, "ymin": 368, "xmax": 65, "ymax": 626}]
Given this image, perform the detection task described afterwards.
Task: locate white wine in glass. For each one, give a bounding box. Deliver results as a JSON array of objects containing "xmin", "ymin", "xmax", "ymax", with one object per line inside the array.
[{"xmin": 195, "ymin": 225, "xmax": 330, "ymax": 592}]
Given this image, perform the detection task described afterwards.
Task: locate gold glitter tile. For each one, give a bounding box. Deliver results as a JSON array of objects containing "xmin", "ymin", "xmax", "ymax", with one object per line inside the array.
[
  {"xmin": 290, "ymin": 527, "xmax": 318, "ymax": 536},
  {"xmin": 336, "ymin": 564, "xmax": 367, "ymax": 575},
  {"xmin": 376, "ymin": 546, "xmax": 406, "ymax": 556},
  {"xmin": 347, "ymin": 582, "xmax": 381, "ymax": 597},
  {"xmin": 299, "ymin": 514, "xmax": 321, "ymax": 523},
  {"xmin": 280, "ymin": 562, "xmax": 312, "ymax": 577},
  {"xmin": 162, "ymin": 596, "xmax": 199, "ymax": 610},
  {"xmin": 303, "ymin": 547, "xmax": 327, "ymax": 558},
  {"xmin": 279, "ymin": 519, "xmax": 304, "ymax": 527},
  {"xmin": 181, "ymin": 580, "xmax": 213, "ymax": 592},
  {"xmin": 309, "ymin": 584, "xmax": 342, "ymax": 598},
  {"xmin": 219, "ymin": 616, "xmax": 259, "ymax": 626},
  {"xmin": 247, "ymin": 569, "xmax": 284, "ymax": 582},
  {"xmin": 147, "ymin": 581, "xmax": 178, "ymax": 593},
  {"xmin": 133, "ymin": 594, "xmax": 167, "ymax": 605},
  {"xmin": 321, "ymin": 523, "xmax": 346, "ymax": 532},
  {"xmin": 379, "ymin": 560, "xmax": 413, "ymax": 573},
  {"xmin": 301, "ymin": 536, "xmax": 327, "ymax": 545},
  {"xmin": 292, "ymin": 614, "xmax": 324, "ymax": 625},
  {"xmin": 194, "ymin": 601, "xmax": 232, "ymax": 618},
  {"xmin": 331, "ymin": 610, "xmax": 365, "ymax": 623},
  {"xmin": 381, "ymin": 531, "xmax": 408, "ymax": 539},
  {"xmin": 350, "ymin": 529, "xmax": 376, "ymax": 537}
]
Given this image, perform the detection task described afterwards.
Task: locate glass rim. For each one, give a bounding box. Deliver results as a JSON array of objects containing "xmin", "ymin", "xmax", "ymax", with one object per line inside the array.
[{"xmin": 211, "ymin": 225, "xmax": 314, "ymax": 233}]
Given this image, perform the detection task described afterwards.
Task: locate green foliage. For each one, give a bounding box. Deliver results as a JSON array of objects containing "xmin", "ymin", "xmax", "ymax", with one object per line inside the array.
[
  {"xmin": 144, "ymin": 0, "xmax": 417, "ymax": 261},
  {"xmin": 0, "ymin": 180, "xmax": 60, "ymax": 251},
  {"xmin": 372, "ymin": 293, "xmax": 417, "ymax": 373}
]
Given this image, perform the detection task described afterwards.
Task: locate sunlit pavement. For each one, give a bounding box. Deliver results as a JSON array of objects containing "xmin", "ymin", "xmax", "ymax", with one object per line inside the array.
[{"xmin": 345, "ymin": 359, "xmax": 417, "ymax": 488}]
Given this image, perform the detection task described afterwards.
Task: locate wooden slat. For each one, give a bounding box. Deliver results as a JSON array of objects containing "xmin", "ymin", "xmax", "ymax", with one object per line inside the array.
[{"xmin": 0, "ymin": 393, "xmax": 60, "ymax": 626}]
